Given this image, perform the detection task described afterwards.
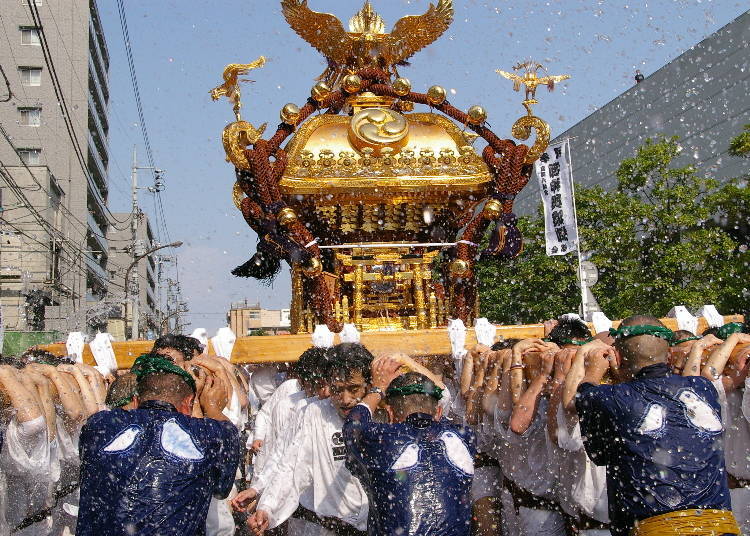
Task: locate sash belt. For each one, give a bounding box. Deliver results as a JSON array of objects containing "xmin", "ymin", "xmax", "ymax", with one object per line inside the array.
[
  {"xmin": 292, "ymin": 504, "xmax": 366, "ymax": 536},
  {"xmin": 631, "ymin": 509, "xmax": 740, "ymax": 536}
]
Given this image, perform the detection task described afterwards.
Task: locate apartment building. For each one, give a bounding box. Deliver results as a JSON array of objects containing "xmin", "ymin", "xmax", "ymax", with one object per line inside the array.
[
  {"xmin": 228, "ymin": 301, "xmax": 292, "ymax": 336},
  {"xmin": 0, "ymin": 0, "xmax": 112, "ymax": 334}
]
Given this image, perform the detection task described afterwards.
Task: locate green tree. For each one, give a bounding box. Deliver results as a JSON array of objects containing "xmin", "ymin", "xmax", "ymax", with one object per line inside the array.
[
  {"xmin": 728, "ymin": 124, "xmax": 750, "ymax": 158},
  {"xmin": 477, "ymin": 137, "xmax": 748, "ymax": 323}
]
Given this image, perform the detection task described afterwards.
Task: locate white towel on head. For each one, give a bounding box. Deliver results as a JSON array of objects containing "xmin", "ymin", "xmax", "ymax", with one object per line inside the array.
[
  {"xmin": 448, "ymin": 319, "xmax": 467, "ymax": 358},
  {"xmin": 474, "ymin": 318, "xmax": 496, "ymax": 347},
  {"xmin": 312, "ymin": 325, "xmax": 335, "ymax": 348},
  {"xmin": 339, "ymin": 324, "xmax": 360, "ymax": 344}
]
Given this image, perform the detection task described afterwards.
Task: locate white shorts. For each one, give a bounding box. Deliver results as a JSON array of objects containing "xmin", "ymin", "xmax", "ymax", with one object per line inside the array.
[
  {"xmin": 518, "ymin": 507, "xmax": 566, "ymax": 536},
  {"xmin": 471, "ymin": 465, "xmax": 503, "ymax": 502},
  {"xmin": 287, "ymin": 517, "xmax": 336, "ymax": 536}
]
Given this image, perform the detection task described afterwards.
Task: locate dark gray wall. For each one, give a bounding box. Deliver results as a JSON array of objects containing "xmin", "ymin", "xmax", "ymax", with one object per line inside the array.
[{"xmin": 516, "ymin": 10, "xmax": 750, "ymax": 215}]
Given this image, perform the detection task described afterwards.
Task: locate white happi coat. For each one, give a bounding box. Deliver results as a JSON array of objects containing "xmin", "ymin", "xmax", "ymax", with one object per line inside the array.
[
  {"xmin": 251, "ymin": 379, "xmax": 303, "ymax": 473},
  {"xmin": 257, "ymin": 398, "xmax": 368, "ymax": 531},
  {"xmin": 713, "ymin": 378, "xmax": 750, "ymax": 535},
  {"xmin": 251, "ymin": 392, "xmax": 312, "ymax": 493},
  {"xmin": 552, "ymin": 404, "xmax": 609, "ymax": 523},
  {"xmin": 1, "ymin": 416, "xmax": 58, "ymax": 536}
]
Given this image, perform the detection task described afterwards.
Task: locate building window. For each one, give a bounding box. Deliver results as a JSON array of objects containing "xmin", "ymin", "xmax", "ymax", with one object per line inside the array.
[
  {"xmin": 18, "ymin": 148, "xmax": 41, "ymax": 165},
  {"xmin": 20, "ymin": 27, "xmax": 41, "ymax": 45},
  {"xmin": 19, "ymin": 67, "xmax": 42, "ymax": 86},
  {"xmin": 18, "ymin": 107, "xmax": 41, "ymax": 126}
]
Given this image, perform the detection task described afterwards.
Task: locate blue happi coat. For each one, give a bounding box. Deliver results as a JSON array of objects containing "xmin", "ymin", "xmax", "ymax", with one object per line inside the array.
[
  {"xmin": 343, "ymin": 404, "xmax": 476, "ymax": 536},
  {"xmin": 575, "ymin": 363, "xmax": 731, "ymax": 536},
  {"xmin": 77, "ymin": 400, "xmax": 240, "ymax": 536}
]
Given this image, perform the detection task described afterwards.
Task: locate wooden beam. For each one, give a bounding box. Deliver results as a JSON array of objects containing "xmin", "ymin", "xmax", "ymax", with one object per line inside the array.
[{"xmin": 36, "ymin": 315, "xmax": 744, "ymax": 367}]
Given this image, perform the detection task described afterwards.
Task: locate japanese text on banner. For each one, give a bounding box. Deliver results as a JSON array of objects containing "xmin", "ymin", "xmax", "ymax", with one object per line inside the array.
[{"xmin": 534, "ymin": 140, "xmax": 578, "ymax": 256}]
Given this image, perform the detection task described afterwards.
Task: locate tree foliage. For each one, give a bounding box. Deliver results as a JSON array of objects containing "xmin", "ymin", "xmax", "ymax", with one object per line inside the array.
[
  {"xmin": 478, "ymin": 137, "xmax": 749, "ymax": 324},
  {"xmin": 728, "ymin": 124, "xmax": 750, "ymax": 158}
]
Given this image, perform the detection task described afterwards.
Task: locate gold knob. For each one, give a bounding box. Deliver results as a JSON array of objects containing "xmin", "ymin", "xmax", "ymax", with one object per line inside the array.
[
  {"xmin": 302, "ymin": 257, "xmax": 323, "ymax": 276},
  {"xmin": 467, "ymin": 105, "xmax": 488, "ymax": 125},
  {"xmin": 280, "ymin": 103, "xmax": 301, "ymax": 125},
  {"xmin": 482, "ymin": 199, "xmax": 503, "ymax": 220},
  {"xmin": 427, "ymin": 85, "xmax": 447, "ymax": 106},
  {"xmin": 392, "ymin": 77, "xmax": 411, "ymax": 97},
  {"xmin": 311, "ymin": 81, "xmax": 331, "ymax": 102},
  {"xmin": 277, "ymin": 207, "xmax": 298, "ymax": 227},
  {"xmin": 342, "ymin": 74, "xmax": 363, "ymax": 94},
  {"xmin": 449, "ymin": 259, "xmax": 469, "ymax": 277}
]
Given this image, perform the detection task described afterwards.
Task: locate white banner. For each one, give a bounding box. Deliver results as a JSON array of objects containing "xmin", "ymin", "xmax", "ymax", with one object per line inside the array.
[{"xmin": 534, "ymin": 140, "xmax": 579, "ymax": 255}]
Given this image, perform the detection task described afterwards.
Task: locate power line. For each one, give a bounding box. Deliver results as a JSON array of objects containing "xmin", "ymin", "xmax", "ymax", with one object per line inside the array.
[
  {"xmin": 0, "ymin": 121, "xmax": 126, "ymax": 243},
  {"xmin": 0, "ymin": 63, "xmax": 11, "ymax": 102}
]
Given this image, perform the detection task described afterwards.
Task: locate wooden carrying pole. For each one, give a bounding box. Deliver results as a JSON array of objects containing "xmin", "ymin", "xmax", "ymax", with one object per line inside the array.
[{"xmin": 37, "ymin": 315, "xmax": 744, "ymax": 369}]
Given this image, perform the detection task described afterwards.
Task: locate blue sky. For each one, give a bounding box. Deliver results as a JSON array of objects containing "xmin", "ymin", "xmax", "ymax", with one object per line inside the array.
[{"xmin": 97, "ymin": 0, "xmax": 748, "ymax": 334}]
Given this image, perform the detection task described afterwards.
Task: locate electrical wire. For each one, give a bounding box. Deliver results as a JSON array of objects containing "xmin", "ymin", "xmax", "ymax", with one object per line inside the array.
[{"xmin": 0, "ymin": 63, "xmax": 12, "ymax": 102}]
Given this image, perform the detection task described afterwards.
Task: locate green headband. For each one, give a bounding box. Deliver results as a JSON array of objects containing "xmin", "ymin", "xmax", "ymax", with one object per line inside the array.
[
  {"xmin": 715, "ymin": 322, "xmax": 744, "ymax": 340},
  {"xmin": 131, "ymin": 354, "xmax": 196, "ymax": 392},
  {"xmin": 609, "ymin": 325, "xmax": 674, "ymax": 342},
  {"xmin": 670, "ymin": 336, "xmax": 701, "ymax": 346},
  {"xmin": 110, "ymin": 395, "xmax": 134, "ymax": 408},
  {"xmin": 560, "ymin": 337, "xmax": 593, "ymax": 346},
  {"xmin": 386, "ymin": 382, "xmax": 444, "ymax": 401}
]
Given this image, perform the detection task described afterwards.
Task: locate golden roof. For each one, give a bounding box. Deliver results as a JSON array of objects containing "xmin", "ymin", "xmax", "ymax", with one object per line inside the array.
[{"xmin": 280, "ymin": 101, "xmax": 492, "ymax": 199}]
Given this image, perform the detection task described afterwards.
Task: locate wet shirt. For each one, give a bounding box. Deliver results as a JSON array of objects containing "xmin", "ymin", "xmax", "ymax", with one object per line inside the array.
[
  {"xmin": 256, "ymin": 397, "xmax": 368, "ymax": 531},
  {"xmin": 575, "ymin": 363, "xmax": 731, "ymax": 536},
  {"xmin": 344, "ymin": 404, "xmax": 476, "ymax": 536},
  {"xmin": 77, "ymin": 401, "xmax": 240, "ymax": 536}
]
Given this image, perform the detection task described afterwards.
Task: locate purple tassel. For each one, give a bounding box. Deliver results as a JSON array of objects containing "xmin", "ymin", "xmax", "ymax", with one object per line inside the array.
[{"xmin": 481, "ymin": 213, "xmax": 523, "ymax": 260}]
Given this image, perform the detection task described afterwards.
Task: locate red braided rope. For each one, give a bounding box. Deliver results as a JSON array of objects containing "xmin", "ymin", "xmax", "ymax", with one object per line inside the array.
[{"xmin": 234, "ymin": 67, "xmax": 535, "ymax": 329}]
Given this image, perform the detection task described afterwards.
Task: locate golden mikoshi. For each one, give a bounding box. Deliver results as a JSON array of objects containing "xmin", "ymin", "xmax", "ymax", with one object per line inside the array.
[{"xmin": 210, "ymin": 0, "xmax": 569, "ymax": 333}]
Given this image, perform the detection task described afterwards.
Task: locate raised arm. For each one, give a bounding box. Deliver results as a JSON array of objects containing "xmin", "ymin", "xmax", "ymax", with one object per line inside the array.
[
  {"xmin": 547, "ymin": 349, "xmax": 574, "ymax": 446},
  {"xmin": 0, "ymin": 366, "xmax": 43, "ymax": 423},
  {"xmin": 562, "ymin": 339, "xmax": 612, "ymax": 411},
  {"xmin": 509, "ymin": 349, "xmax": 553, "ymax": 435},
  {"xmin": 465, "ymin": 348, "xmax": 490, "ymax": 425},
  {"xmin": 58, "ymin": 364, "xmax": 100, "ymax": 416},
  {"xmin": 509, "ymin": 338, "xmax": 549, "ymax": 404},
  {"xmin": 28, "ymin": 363, "xmax": 85, "ymax": 423},
  {"xmin": 681, "ymin": 334, "xmax": 722, "ymax": 377},
  {"xmin": 702, "ymin": 333, "xmax": 750, "ymax": 390}
]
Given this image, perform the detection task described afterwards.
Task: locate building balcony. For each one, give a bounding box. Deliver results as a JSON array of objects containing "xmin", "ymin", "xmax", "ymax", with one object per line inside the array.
[
  {"xmin": 88, "ymin": 22, "xmax": 109, "ymax": 82},
  {"xmin": 87, "ymin": 212, "xmax": 108, "ymax": 252},
  {"xmin": 88, "ymin": 95, "xmax": 108, "ymax": 147},
  {"xmin": 89, "ymin": 0, "xmax": 110, "ymax": 69},
  {"xmin": 84, "ymin": 251, "xmax": 109, "ymax": 287},
  {"xmin": 88, "ymin": 57, "xmax": 109, "ymax": 109},
  {"xmin": 87, "ymin": 133, "xmax": 108, "ymax": 194}
]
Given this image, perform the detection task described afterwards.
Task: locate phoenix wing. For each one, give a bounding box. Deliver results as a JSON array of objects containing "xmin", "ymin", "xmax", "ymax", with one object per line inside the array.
[
  {"xmin": 281, "ymin": 0, "xmax": 352, "ymax": 65},
  {"xmin": 540, "ymin": 74, "xmax": 571, "ymax": 91},
  {"xmin": 386, "ymin": 0, "xmax": 454, "ymax": 65},
  {"xmin": 496, "ymin": 70, "xmax": 523, "ymax": 92}
]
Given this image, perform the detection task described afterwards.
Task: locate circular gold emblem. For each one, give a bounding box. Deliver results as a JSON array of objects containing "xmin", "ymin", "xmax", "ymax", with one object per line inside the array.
[{"xmin": 348, "ymin": 107, "xmax": 409, "ymax": 155}]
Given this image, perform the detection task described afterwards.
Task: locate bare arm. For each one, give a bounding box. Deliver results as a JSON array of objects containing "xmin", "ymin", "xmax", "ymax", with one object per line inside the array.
[
  {"xmin": 200, "ymin": 375, "xmax": 230, "ymax": 421},
  {"xmin": 28, "ymin": 363, "xmax": 85, "ymax": 423},
  {"xmin": 509, "ymin": 350, "xmax": 553, "ymax": 435},
  {"xmin": 682, "ymin": 335, "xmax": 722, "ymax": 377},
  {"xmin": 465, "ymin": 349, "xmax": 490, "ymax": 425},
  {"xmin": 0, "ymin": 366, "xmax": 43, "ymax": 423},
  {"xmin": 58, "ymin": 365, "xmax": 99, "ymax": 416},
  {"xmin": 20, "ymin": 371, "xmax": 56, "ymax": 438},
  {"xmin": 702, "ymin": 333, "xmax": 750, "ymax": 386}
]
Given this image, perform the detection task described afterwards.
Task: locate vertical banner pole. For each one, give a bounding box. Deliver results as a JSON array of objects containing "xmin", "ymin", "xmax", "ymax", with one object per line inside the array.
[{"xmin": 564, "ymin": 138, "xmax": 587, "ymax": 319}]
